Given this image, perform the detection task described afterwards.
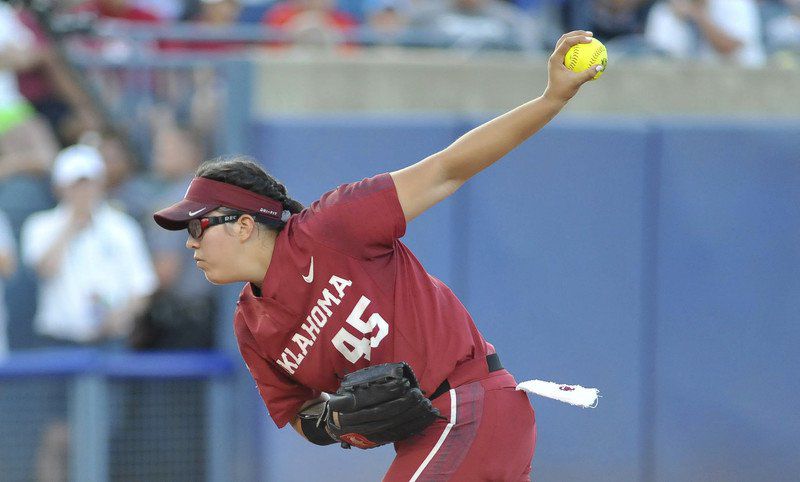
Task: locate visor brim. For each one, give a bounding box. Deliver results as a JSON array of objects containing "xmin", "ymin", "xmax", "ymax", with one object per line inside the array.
[{"xmin": 153, "ymin": 200, "xmax": 216, "ymax": 230}]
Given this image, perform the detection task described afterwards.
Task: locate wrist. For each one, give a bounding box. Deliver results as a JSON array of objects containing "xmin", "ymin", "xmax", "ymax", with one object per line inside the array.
[
  {"xmin": 540, "ymin": 91, "xmax": 570, "ymax": 111},
  {"xmin": 300, "ymin": 415, "xmax": 338, "ymax": 446}
]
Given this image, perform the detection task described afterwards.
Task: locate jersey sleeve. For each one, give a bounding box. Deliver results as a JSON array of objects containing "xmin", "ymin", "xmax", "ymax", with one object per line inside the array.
[
  {"xmin": 237, "ymin": 323, "xmax": 320, "ymax": 428},
  {"xmin": 299, "ymin": 173, "xmax": 406, "ymax": 259}
]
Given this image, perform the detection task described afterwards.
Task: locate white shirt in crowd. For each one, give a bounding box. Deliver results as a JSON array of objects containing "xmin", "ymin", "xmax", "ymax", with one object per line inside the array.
[
  {"xmin": 132, "ymin": 0, "xmax": 183, "ymax": 20},
  {"xmin": 766, "ymin": 3, "xmax": 800, "ymax": 51},
  {"xmin": 645, "ymin": 0, "xmax": 766, "ymax": 68},
  {"xmin": 0, "ymin": 4, "xmax": 35, "ymax": 109},
  {"xmin": 21, "ymin": 203, "xmax": 158, "ymax": 342}
]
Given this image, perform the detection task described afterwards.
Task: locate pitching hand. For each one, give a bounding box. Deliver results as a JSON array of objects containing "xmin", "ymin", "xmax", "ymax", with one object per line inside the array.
[{"xmin": 544, "ymin": 31, "xmax": 603, "ymax": 104}]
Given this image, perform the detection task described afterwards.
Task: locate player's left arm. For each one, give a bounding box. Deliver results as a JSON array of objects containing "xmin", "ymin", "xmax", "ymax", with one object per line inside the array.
[{"xmin": 390, "ymin": 31, "xmax": 600, "ymax": 223}]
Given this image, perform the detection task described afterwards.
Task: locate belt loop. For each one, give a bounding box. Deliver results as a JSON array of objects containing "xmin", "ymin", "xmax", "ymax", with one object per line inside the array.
[{"xmin": 486, "ymin": 353, "xmax": 502, "ymax": 372}]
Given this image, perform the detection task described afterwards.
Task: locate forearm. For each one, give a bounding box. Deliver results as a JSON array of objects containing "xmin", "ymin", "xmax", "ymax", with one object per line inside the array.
[
  {"xmin": 439, "ymin": 95, "xmax": 567, "ymax": 185},
  {"xmin": 0, "ymin": 151, "xmax": 52, "ymax": 179},
  {"xmin": 43, "ymin": 48, "xmax": 103, "ymax": 127},
  {"xmin": 35, "ymin": 237, "xmax": 72, "ymax": 278},
  {"xmin": 0, "ymin": 252, "xmax": 15, "ymax": 278},
  {"xmin": 101, "ymin": 295, "xmax": 151, "ymax": 338},
  {"xmin": 390, "ymin": 31, "xmax": 597, "ymax": 222},
  {"xmin": 0, "ymin": 47, "xmax": 39, "ymax": 71},
  {"xmin": 0, "ymin": 116, "xmax": 59, "ymax": 180},
  {"xmin": 691, "ymin": 12, "xmax": 742, "ymax": 56}
]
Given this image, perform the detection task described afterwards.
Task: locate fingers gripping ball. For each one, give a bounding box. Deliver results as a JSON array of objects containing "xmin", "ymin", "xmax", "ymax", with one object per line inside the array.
[
  {"xmin": 324, "ymin": 362, "xmax": 441, "ymax": 449},
  {"xmin": 564, "ymin": 37, "xmax": 607, "ymax": 80}
]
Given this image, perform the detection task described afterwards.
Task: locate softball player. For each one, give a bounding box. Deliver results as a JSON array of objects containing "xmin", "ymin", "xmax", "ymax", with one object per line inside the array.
[{"xmin": 154, "ymin": 31, "xmax": 600, "ymax": 481}]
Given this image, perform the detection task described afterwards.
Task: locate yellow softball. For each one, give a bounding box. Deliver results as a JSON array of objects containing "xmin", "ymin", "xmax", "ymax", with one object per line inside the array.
[{"xmin": 564, "ymin": 37, "xmax": 607, "ymax": 80}]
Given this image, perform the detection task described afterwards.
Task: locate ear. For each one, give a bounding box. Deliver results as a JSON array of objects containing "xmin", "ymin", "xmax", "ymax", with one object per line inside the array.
[{"xmin": 237, "ymin": 214, "xmax": 258, "ymax": 242}]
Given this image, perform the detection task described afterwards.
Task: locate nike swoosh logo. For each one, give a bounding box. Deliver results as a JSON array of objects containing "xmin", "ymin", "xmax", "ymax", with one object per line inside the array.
[
  {"xmin": 302, "ymin": 257, "xmax": 314, "ymax": 283},
  {"xmin": 188, "ymin": 208, "xmax": 206, "ymax": 216}
]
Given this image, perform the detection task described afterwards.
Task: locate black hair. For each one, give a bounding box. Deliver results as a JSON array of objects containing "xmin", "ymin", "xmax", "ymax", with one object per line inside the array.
[{"xmin": 196, "ymin": 155, "xmax": 304, "ymax": 230}]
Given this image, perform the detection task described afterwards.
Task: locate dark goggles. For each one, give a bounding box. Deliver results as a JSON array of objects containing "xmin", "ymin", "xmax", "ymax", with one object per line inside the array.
[{"xmin": 187, "ymin": 213, "xmax": 242, "ymax": 240}]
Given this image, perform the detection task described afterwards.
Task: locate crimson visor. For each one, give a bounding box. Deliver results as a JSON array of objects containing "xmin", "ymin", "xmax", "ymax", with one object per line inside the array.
[{"xmin": 153, "ymin": 177, "xmax": 284, "ymax": 230}]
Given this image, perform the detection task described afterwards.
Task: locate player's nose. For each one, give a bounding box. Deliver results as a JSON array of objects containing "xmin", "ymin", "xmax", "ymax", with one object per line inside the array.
[{"xmin": 186, "ymin": 234, "xmax": 199, "ymax": 249}]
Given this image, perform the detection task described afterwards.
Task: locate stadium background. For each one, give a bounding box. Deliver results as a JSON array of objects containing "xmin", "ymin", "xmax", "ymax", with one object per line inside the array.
[{"xmin": 0, "ymin": 1, "xmax": 798, "ymax": 481}]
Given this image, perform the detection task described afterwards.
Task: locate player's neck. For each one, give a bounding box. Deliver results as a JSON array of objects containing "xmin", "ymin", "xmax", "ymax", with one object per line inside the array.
[{"xmin": 245, "ymin": 230, "xmax": 277, "ymax": 290}]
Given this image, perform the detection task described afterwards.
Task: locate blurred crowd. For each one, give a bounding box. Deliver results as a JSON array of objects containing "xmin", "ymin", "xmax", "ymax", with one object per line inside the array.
[
  {"xmin": 1, "ymin": 0, "xmax": 220, "ymax": 357},
  {"xmin": 3, "ymin": 1, "xmax": 800, "ymax": 61},
  {"xmin": 1, "ymin": 0, "xmax": 800, "ymax": 359}
]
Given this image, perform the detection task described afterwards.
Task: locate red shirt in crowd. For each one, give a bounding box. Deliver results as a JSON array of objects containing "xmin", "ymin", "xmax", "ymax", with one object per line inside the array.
[
  {"xmin": 74, "ymin": 1, "xmax": 160, "ymax": 22},
  {"xmin": 262, "ymin": 1, "xmax": 357, "ymax": 44},
  {"xmin": 14, "ymin": 9, "xmax": 51, "ymax": 103},
  {"xmin": 235, "ymin": 174, "xmax": 494, "ymax": 427},
  {"xmin": 263, "ymin": 2, "xmax": 357, "ymax": 30}
]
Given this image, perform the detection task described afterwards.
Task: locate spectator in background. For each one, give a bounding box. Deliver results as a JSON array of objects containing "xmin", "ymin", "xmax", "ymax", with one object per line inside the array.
[
  {"xmin": 73, "ymin": 0, "xmax": 162, "ymax": 60},
  {"xmin": 131, "ymin": 0, "xmax": 188, "ymax": 20},
  {"xmin": 187, "ymin": 0, "xmax": 242, "ymax": 25},
  {"xmin": 645, "ymin": 0, "xmax": 766, "ymax": 67},
  {"xmin": 23, "ymin": 145, "xmax": 156, "ymax": 482},
  {"xmin": 131, "ymin": 123, "xmax": 216, "ymax": 349},
  {"xmin": 163, "ymin": 0, "xmax": 245, "ymax": 52},
  {"xmin": 20, "ymin": 144, "xmax": 157, "ymax": 346},
  {"xmin": 0, "ymin": 209, "xmax": 14, "ymax": 358},
  {"xmin": 0, "ymin": 2, "xmax": 60, "ymax": 231},
  {"xmin": 409, "ymin": 0, "xmax": 542, "ymax": 51},
  {"xmin": 562, "ymin": 0, "xmax": 655, "ymax": 54},
  {"xmin": 263, "ymin": 0, "xmax": 358, "ymax": 47},
  {"xmin": 14, "ymin": 7, "xmax": 105, "ymax": 148},
  {"xmin": 765, "ymin": 0, "xmax": 800, "ymax": 55},
  {"xmin": 97, "ymin": 128, "xmax": 165, "ymax": 221},
  {"xmin": 76, "ymin": 0, "xmax": 160, "ymax": 22},
  {"xmin": 364, "ymin": 0, "xmax": 415, "ymax": 40}
]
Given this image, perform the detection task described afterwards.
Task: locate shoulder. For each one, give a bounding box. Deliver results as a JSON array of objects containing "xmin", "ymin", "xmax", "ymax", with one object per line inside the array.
[
  {"xmin": 317, "ymin": 173, "xmax": 396, "ymax": 207},
  {"xmin": 98, "ymin": 205, "xmax": 148, "ymax": 237},
  {"xmin": 100, "ymin": 203, "xmax": 139, "ymax": 223},
  {"xmin": 22, "ymin": 207, "xmax": 59, "ymax": 232},
  {"xmin": 710, "ymin": 0, "xmax": 759, "ymax": 18}
]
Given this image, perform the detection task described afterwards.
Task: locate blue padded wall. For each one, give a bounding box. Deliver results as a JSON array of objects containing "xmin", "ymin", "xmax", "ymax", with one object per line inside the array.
[
  {"xmin": 652, "ymin": 121, "xmax": 800, "ymax": 482},
  {"xmin": 461, "ymin": 117, "xmax": 652, "ymax": 481},
  {"xmin": 243, "ymin": 116, "xmax": 800, "ymax": 482}
]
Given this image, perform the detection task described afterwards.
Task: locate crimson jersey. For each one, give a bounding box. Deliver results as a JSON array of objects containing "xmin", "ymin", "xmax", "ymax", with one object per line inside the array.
[{"xmin": 235, "ymin": 173, "xmax": 494, "ymax": 428}]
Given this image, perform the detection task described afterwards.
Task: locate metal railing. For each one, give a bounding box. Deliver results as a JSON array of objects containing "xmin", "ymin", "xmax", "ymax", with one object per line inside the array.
[{"xmin": 0, "ymin": 349, "xmax": 236, "ymax": 482}]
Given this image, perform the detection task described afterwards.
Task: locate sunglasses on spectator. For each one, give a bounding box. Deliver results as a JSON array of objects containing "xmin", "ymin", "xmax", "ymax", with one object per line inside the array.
[{"xmin": 187, "ymin": 213, "xmax": 243, "ymax": 239}]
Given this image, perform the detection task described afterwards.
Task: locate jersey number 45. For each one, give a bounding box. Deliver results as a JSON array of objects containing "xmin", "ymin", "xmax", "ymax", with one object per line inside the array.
[{"xmin": 331, "ymin": 295, "xmax": 389, "ymax": 364}]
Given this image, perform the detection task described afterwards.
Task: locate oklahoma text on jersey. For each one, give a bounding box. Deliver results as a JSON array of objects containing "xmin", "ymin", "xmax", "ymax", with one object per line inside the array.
[{"xmin": 276, "ymin": 274, "xmax": 390, "ymax": 374}]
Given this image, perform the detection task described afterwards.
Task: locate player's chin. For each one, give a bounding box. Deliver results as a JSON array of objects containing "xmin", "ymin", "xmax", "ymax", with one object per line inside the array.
[
  {"xmin": 202, "ymin": 268, "xmax": 238, "ymax": 286},
  {"xmin": 196, "ymin": 264, "xmax": 224, "ymax": 285},
  {"xmin": 202, "ymin": 270, "xmax": 224, "ymax": 285}
]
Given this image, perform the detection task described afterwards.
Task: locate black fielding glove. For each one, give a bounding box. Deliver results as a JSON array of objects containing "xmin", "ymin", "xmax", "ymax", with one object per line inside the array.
[{"xmin": 324, "ymin": 362, "xmax": 441, "ymax": 449}]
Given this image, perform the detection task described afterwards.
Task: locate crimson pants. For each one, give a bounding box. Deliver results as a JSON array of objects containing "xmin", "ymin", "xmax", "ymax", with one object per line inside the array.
[{"xmin": 383, "ymin": 370, "xmax": 536, "ymax": 481}]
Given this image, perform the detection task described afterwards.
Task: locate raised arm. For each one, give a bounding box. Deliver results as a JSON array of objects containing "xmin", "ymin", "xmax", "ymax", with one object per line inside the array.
[{"xmin": 390, "ymin": 31, "xmax": 601, "ymax": 222}]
